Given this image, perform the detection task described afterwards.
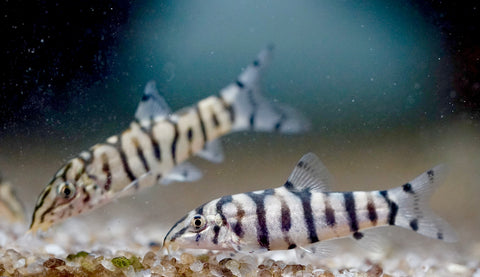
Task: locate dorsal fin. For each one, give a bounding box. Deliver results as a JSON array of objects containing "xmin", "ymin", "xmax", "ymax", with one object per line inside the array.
[
  {"xmin": 284, "ymin": 153, "xmax": 332, "ymax": 192},
  {"xmin": 135, "ymin": 80, "xmax": 172, "ymax": 121}
]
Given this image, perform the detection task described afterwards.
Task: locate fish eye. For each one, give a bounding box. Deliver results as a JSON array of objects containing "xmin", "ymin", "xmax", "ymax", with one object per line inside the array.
[
  {"xmin": 191, "ymin": 215, "xmax": 206, "ymax": 231},
  {"xmin": 56, "ymin": 181, "xmax": 76, "ymax": 199}
]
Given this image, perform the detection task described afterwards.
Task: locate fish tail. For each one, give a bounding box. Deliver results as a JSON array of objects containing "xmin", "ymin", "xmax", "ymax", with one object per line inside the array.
[
  {"xmin": 220, "ymin": 45, "xmax": 310, "ymax": 134},
  {"xmin": 385, "ymin": 164, "xmax": 457, "ymax": 242}
]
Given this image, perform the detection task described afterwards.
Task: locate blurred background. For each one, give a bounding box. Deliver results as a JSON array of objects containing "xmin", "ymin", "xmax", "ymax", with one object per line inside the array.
[{"xmin": 0, "ymin": 0, "xmax": 479, "ymax": 259}]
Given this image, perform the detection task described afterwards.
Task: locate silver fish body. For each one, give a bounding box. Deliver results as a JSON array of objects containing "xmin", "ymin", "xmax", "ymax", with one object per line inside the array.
[
  {"xmin": 29, "ymin": 46, "xmax": 310, "ymax": 232},
  {"xmin": 163, "ymin": 153, "xmax": 457, "ymax": 254}
]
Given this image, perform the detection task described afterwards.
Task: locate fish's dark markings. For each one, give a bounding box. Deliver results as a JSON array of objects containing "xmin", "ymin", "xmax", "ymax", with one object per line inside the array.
[
  {"xmin": 379, "ymin": 190, "xmax": 398, "ymax": 225},
  {"xmin": 437, "ymin": 232, "xmax": 443, "ymax": 240},
  {"xmin": 195, "ymin": 106, "xmax": 208, "ymax": 144},
  {"xmin": 119, "ymin": 149, "xmax": 136, "ymax": 182},
  {"xmin": 289, "ymin": 189, "xmax": 318, "ymax": 243},
  {"xmin": 402, "ymin": 183, "xmax": 414, "ymax": 194},
  {"xmin": 141, "ymin": 94, "xmax": 151, "ymax": 101},
  {"xmin": 219, "ymin": 96, "xmax": 235, "ymax": 124},
  {"xmin": 74, "ymin": 159, "xmax": 86, "ymax": 181},
  {"xmin": 367, "ymin": 198, "xmax": 378, "ymax": 226},
  {"xmin": 212, "ymin": 113, "xmax": 220, "ymax": 128},
  {"xmin": 246, "ymin": 189, "xmax": 274, "ymax": 250},
  {"xmin": 427, "ymin": 169, "xmax": 435, "ymax": 183},
  {"xmin": 101, "ymin": 154, "xmax": 112, "ymax": 191},
  {"xmin": 233, "ymin": 202, "xmax": 245, "ymax": 238},
  {"xmin": 170, "ymin": 120, "xmax": 179, "ymax": 164},
  {"xmin": 163, "ymin": 214, "xmax": 188, "ymax": 243},
  {"xmin": 280, "ymin": 199, "xmax": 291, "ymax": 232},
  {"xmin": 288, "ymin": 244, "xmax": 297, "ymax": 250},
  {"xmin": 187, "ymin": 128, "xmax": 193, "ymax": 142},
  {"xmin": 236, "ymin": 80, "xmax": 245, "ymax": 88},
  {"xmin": 253, "ymin": 59, "xmax": 260, "ymax": 67},
  {"xmin": 212, "ymin": 225, "xmax": 221, "ymax": 245},
  {"xmin": 195, "ymin": 233, "xmax": 201, "ymax": 243},
  {"xmin": 212, "ymin": 195, "xmax": 232, "ymax": 244},
  {"xmin": 247, "ymin": 89, "xmax": 257, "ymax": 130},
  {"xmin": 147, "ymin": 128, "xmax": 161, "ymax": 161},
  {"xmin": 82, "ymin": 188, "xmax": 90, "ymax": 204},
  {"xmin": 343, "ymin": 192, "xmax": 359, "ymax": 233},
  {"xmin": 324, "ymin": 195, "xmax": 336, "ymax": 227},
  {"xmin": 410, "ymin": 219, "xmax": 419, "ymax": 231},
  {"xmin": 353, "ymin": 231, "xmax": 364, "ymax": 240}
]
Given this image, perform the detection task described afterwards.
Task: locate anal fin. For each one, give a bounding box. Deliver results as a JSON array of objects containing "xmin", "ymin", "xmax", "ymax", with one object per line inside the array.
[
  {"xmin": 160, "ymin": 162, "xmax": 203, "ymax": 185},
  {"xmin": 196, "ymin": 139, "xmax": 224, "ymax": 163}
]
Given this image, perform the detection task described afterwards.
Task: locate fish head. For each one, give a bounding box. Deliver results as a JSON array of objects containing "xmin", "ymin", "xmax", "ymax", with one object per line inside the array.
[
  {"xmin": 29, "ymin": 158, "xmax": 97, "ymax": 232},
  {"xmin": 163, "ymin": 203, "xmax": 237, "ymax": 253}
]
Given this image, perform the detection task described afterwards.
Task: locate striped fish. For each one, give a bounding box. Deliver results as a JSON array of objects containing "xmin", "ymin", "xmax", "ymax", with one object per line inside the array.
[
  {"xmin": 163, "ymin": 153, "xmax": 457, "ymax": 254},
  {"xmin": 29, "ymin": 46, "xmax": 310, "ymax": 232},
  {"xmin": 0, "ymin": 173, "xmax": 26, "ymax": 223}
]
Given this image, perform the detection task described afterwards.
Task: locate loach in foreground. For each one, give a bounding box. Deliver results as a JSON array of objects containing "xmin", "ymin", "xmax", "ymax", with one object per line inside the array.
[
  {"xmin": 29, "ymin": 45, "xmax": 310, "ymax": 233},
  {"xmin": 0, "ymin": 172, "xmax": 25, "ymax": 223},
  {"xmin": 164, "ymin": 153, "xmax": 457, "ymax": 256}
]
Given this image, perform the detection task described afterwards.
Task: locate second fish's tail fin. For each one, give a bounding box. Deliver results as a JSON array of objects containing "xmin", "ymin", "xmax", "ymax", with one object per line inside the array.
[
  {"xmin": 387, "ymin": 165, "xmax": 457, "ymax": 242},
  {"xmin": 220, "ymin": 45, "xmax": 310, "ymax": 134}
]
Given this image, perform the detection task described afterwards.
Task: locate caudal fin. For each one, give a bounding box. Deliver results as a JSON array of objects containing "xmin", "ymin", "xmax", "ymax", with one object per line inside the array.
[
  {"xmin": 220, "ymin": 45, "xmax": 310, "ymax": 134},
  {"xmin": 387, "ymin": 165, "xmax": 457, "ymax": 242}
]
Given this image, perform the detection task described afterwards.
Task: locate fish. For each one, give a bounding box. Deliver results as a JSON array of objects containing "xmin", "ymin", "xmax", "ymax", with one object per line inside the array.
[
  {"xmin": 163, "ymin": 153, "xmax": 457, "ymax": 255},
  {"xmin": 0, "ymin": 173, "xmax": 26, "ymax": 223},
  {"xmin": 29, "ymin": 45, "xmax": 310, "ymax": 232}
]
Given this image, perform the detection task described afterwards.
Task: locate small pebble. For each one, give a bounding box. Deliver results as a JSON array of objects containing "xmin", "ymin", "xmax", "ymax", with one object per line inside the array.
[
  {"xmin": 43, "ymin": 258, "xmax": 66, "ymax": 268},
  {"xmin": 14, "ymin": 258, "xmax": 25, "ymax": 269},
  {"xmin": 189, "ymin": 261, "xmax": 204, "ymax": 272},
  {"xmin": 180, "ymin": 252, "xmax": 195, "ymax": 264}
]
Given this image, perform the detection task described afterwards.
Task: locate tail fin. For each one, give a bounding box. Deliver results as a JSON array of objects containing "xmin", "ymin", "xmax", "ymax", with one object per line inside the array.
[
  {"xmin": 388, "ymin": 165, "xmax": 457, "ymax": 242},
  {"xmin": 220, "ymin": 45, "xmax": 310, "ymax": 134}
]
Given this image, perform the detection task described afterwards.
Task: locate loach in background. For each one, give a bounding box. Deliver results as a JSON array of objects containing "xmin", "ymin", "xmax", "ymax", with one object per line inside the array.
[{"xmin": 0, "ymin": 0, "xmax": 479, "ymax": 276}]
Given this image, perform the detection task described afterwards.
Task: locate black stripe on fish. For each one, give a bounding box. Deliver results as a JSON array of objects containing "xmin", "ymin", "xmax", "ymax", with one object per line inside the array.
[
  {"xmin": 410, "ymin": 219, "xmax": 419, "ymax": 231},
  {"xmin": 287, "ymin": 188, "xmax": 318, "ymax": 244},
  {"xmin": 247, "ymin": 89, "xmax": 257, "ymax": 129},
  {"xmin": 133, "ymin": 138, "xmax": 150, "ymax": 172},
  {"xmin": 169, "ymin": 120, "xmax": 179, "ymax": 165},
  {"xmin": 144, "ymin": 125, "xmax": 161, "ymax": 161},
  {"xmin": 101, "ymin": 154, "xmax": 112, "ymax": 191},
  {"xmin": 195, "ymin": 106, "xmax": 208, "ymax": 144},
  {"xmin": 232, "ymin": 202, "xmax": 245, "ymax": 238},
  {"xmin": 246, "ymin": 189, "xmax": 274, "ymax": 250},
  {"xmin": 164, "ymin": 214, "xmax": 188, "ymax": 243},
  {"xmin": 213, "ymin": 195, "xmax": 233, "ymax": 245},
  {"xmin": 343, "ymin": 192, "xmax": 359, "ymax": 234},
  {"xmin": 119, "ymin": 148, "xmax": 136, "ymax": 182},
  {"xmin": 324, "ymin": 193, "xmax": 336, "ymax": 227},
  {"xmin": 379, "ymin": 190, "xmax": 398, "ymax": 225},
  {"xmin": 366, "ymin": 195, "xmax": 378, "ymax": 226},
  {"xmin": 219, "ymin": 95, "xmax": 235, "ymax": 124}
]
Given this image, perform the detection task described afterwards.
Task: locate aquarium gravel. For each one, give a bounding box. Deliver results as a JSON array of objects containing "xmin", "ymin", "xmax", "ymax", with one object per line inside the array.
[{"xmin": 0, "ymin": 219, "xmax": 478, "ymax": 276}]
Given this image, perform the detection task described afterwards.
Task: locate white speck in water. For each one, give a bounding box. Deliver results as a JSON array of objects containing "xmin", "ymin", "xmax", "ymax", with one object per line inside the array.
[
  {"xmin": 351, "ymin": 99, "xmax": 355, "ymax": 103},
  {"xmin": 370, "ymin": 77, "xmax": 374, "ymax": 82},
  {"xmin": 40, "ymin": 39, "xmax": 44, "ymax": 43}
]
